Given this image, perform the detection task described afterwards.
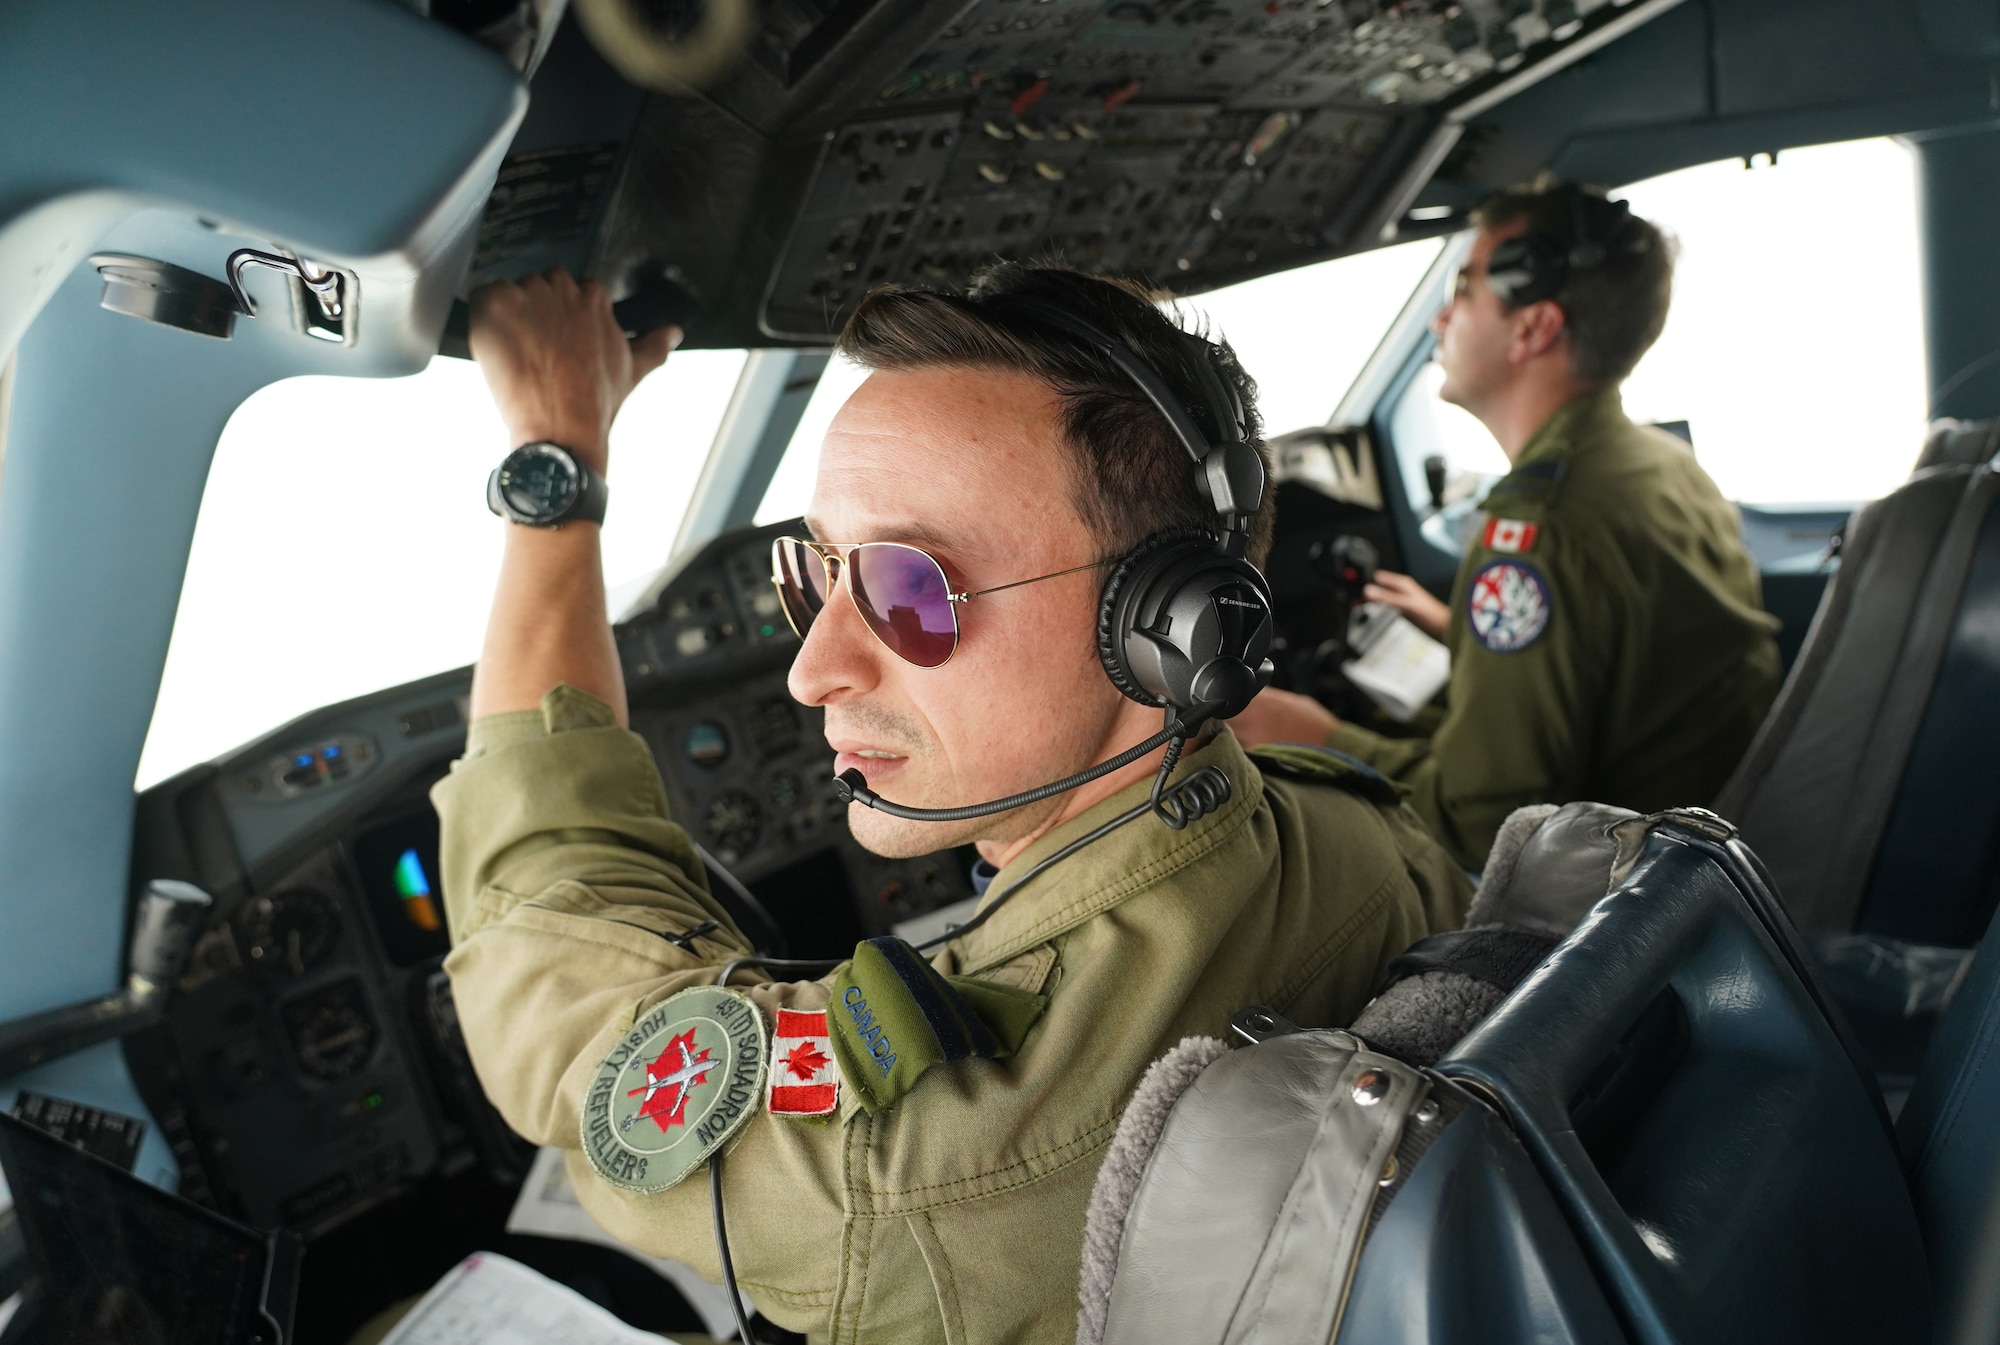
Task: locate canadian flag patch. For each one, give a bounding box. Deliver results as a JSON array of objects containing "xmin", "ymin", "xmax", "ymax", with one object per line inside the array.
[
  {"xmin": 1481, "ymin": 517, "xmax": 1539, "ymax": 554},
  {"xmin": 768, "ymin": 1008, "xmax": 840, "ymax": 1117}
]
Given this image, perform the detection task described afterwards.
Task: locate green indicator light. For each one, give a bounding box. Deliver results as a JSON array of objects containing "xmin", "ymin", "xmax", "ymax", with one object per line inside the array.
[
  {"xmin": 759, "ymin": 624, "xmax": 776, "ymax": 637},
  {"xmin": 363, "ymin": 1092, "xmax": 383, "ymax": 1110}
]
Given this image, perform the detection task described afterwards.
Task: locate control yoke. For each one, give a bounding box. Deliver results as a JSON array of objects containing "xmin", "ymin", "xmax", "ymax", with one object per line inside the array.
[{"xmin": 0, "ymin": 880, "xmax": 213, "ymax": 1080}]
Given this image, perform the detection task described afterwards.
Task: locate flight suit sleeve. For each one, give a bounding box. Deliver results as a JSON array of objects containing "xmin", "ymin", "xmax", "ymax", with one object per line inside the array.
[
  {"xmin": 431, "ymin": 684, "xmax": 846, "ymax": 1309},
  {"xmin": 1325, "ymin": 527, "xmax": 1624, "ymax": 870}
]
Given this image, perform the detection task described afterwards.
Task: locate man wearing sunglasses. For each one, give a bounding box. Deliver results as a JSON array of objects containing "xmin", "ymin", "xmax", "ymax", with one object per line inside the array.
[
  {"xmin": 1234, "ymin": 182, "xmax": 1782, "ymax": 872},
  {"xmin": 431, "ymin": 264, "xmax": 1469, "ymax": 1342}
]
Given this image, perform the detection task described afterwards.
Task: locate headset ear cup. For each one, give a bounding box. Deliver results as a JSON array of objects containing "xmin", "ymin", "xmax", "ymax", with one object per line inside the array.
[
  {"xmin": 1096, "ymin": 526, "xmax": 1214, "ymax": 706},
  {"xmin": 1487, "ymin": 233, "xmax": 1565, "ymax": 307}
]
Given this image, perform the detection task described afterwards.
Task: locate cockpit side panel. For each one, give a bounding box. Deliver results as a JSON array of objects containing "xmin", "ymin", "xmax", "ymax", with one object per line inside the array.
[{"xmin": 0, "ymin": 0, "xmax": 528, "ymax": 1186}]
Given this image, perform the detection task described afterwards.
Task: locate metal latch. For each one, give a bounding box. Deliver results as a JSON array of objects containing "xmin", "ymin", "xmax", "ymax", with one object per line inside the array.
[
  {"xmin": 1231, "ymin": 1003, "xmax": 1303, "ymax": 1044},
  {"xmin": 1649, "ymin": 806, "xmax": 1739, "ymax": 842},
  {"xmin": 227, "ymin": 248, "xmax": 352, "ymax": 344},
  {"xmin": 90, "ymin": 249, "xmax": 355, "ymax": 345}
]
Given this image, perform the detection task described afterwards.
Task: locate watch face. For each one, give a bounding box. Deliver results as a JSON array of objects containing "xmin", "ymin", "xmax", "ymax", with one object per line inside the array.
[{"xmin": 497, "ymin": 444, "xmax": 581, "ymax": 522}]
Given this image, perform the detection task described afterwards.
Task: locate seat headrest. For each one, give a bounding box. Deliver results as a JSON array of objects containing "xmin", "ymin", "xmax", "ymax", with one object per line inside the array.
[
  {"xmin": 1915, "ymin": 418, "xmax": 2000, "ymax": 473},
  {"xmin": 1350, "ymin": 801, "xmax": 1659, "ymax": 1065},
  {"xmin": 1078, "ymin": 1029, "xmax": 1429, "ymax": 1345},
  {"xmin": 1466, "ymin": 800, "xmax": 1653, "ymax": 937}
]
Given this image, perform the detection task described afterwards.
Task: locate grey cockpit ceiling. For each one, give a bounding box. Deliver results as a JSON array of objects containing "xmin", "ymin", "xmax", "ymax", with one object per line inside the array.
[{"xmin": 455, "ymin": 0, "xmax": 2000, "ymax": 348}]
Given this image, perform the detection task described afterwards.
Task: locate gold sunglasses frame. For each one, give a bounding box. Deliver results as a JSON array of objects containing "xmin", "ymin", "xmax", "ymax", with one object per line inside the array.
[{"xmin": 770, "ymin": 536, "xmax": 1113, "ymax": 669}]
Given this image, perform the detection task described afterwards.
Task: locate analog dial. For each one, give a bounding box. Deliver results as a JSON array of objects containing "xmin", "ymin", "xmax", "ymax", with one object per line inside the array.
[
  {"xmin": 282, "ymin": 981, "xmax": 380, "ymax": 1083},
  {"xmin": 235, "ymin": 888, "xmax": 341, "ymax": 978},
  {"xmin": 496, "ymin": 444, "xmax": 581, "ymax": 521},
  {"xmin": 702, "ymin": 789, "xmax": 763, "ymax": 864}
]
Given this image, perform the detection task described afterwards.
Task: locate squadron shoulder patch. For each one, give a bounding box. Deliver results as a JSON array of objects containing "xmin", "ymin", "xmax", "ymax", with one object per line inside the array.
[
  {"xmin": 1480, "ymin": 517, "xmax": 1539, "ymax": 554},
  {"xmin": 768, "ymin": 1008, "xmax": 840, "ymax": 1118},
  {"xmin": 1467, "ymin": 559, "xmax": 1552, "ymax": 653},
  {"xmin": 580, "ymin": 986, "xmax": 766, "ymax": 1194}
]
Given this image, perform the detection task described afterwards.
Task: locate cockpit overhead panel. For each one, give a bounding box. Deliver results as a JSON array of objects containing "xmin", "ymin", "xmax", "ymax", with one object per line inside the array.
[{"xmin": 457, "ymin": 0, "xmax": 1686, "ymax": 347}]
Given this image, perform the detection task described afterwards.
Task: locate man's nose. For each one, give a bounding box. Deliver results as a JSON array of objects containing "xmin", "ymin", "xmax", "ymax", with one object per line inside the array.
[
  {"xmin": 786, "ymin": 578, "xmax": 884, "ymax": 708},
  {"xmin": 1430, "ymin": 298, "xmax": 1452, "ymax": 337}
]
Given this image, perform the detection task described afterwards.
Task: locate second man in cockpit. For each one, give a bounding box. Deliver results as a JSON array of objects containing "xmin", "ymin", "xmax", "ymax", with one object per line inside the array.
[{"xmin": 1234, "ymin": 182, "xmax": 1782, "ymax": 871}]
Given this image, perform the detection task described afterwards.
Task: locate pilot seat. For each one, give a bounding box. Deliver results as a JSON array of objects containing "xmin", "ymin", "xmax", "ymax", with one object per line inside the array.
[
  {"xmin": 1079, "ymin": 804, "xmax": 1937, "ymax": 1345},
  {"xmin": 1713, "ymin": 425, "xmax": 2000, "ymax": 1083}
]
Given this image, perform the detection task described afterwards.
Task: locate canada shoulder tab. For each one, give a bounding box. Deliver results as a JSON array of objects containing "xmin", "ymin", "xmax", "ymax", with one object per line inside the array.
[{"xmin": 1248, "ymin": 744, "xmax": 1403, "ymax": 807}]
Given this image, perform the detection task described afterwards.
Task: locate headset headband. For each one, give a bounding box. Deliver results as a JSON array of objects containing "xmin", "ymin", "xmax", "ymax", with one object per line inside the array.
[
  {"xmin": 1484, "ymin": 183, "xmax": 1638, "ymax": 309},
  {"xmin": 990, "ymin": 293, "xmax": 1264, "ymax": 543}
]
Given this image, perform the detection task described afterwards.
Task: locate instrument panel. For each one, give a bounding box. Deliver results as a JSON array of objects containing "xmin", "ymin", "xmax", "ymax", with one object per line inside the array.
[{"xmin": 122, "ymin": 520, "xmax": 972, "ymax": 1237}]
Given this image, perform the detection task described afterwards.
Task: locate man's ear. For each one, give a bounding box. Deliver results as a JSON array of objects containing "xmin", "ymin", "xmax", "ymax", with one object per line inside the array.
[{"xmin": 1507, "ymin": 300, "xmax": 1568, "ymax": 365}]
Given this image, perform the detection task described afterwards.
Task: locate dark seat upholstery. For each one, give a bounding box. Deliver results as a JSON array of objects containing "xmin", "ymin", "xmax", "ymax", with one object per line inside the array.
[
  {"xmin": 1087, "ymin": 806, "xmax": 1931, "ymax": 1345},
  {"xmin": 1717, "ymin": 451, "xmax": 2000, "ymax": 944},
  {"xmin": 1900, "ymin": 902, "xmax": 2000, "ymax": 1345},
  {"xmin": 1382, "ymin": 818, "xmax": 1926, "ymax": 1345}
]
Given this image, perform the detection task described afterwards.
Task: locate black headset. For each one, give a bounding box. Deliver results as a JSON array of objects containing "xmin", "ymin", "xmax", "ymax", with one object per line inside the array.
[
  {"xmin": 1483, "ymin": 183, "xmax": 1637, "ymax": 308},
  {"xmin": 833, "ymin": 294, "xmax": 1276, "ymax": 824},
  {"xmin": 1002, "ymin": 295, "xmax": 1276, "ymax": 728}
]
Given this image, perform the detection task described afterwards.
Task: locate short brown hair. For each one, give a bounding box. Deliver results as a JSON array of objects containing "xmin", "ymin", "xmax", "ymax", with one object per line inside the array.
[
  {"xmin": 1474, "ymin": 183, "xmax": 1676, "ymax": 384},
  {"xmin": 834, "ymin": 262, "xmax": 1275, "ymax": 565}
]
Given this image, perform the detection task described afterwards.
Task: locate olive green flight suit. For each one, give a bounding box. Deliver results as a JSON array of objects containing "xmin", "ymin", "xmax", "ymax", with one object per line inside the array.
[
  {"xmin": 1327, "ymin": 386, "xmax": 1783, "ymax": 870},
  {"xmin": 434, "ymin": 685, "xmax": 1469, "ymax": 1345}
]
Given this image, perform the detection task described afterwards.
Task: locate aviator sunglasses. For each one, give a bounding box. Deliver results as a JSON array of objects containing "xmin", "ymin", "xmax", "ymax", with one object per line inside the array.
[{"xmin": 771, "ymin": 536, "xmax": 1112, "ymax": 668}]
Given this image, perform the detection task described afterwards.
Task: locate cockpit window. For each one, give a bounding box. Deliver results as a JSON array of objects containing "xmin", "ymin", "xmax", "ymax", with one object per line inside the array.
[
  {"xmin": 753, "ymin": 238, "xmax": 1447, "ymax": 525},
  {"xmin": 1181, "ymin": 239, "xmax": 1446, "ymax": 436},
  {"xmin": 137, "ymin": 348, "xmax": 750, "ymax": 788},
  {"xmin": 1616, "ymin": 137, "xmax": 1923, "ymax": 504},
  {"xmin": 1393, "ymin": 135, "xmax": 1924, "ymax": 528},
  {"xmin": 757, "ymin": 354, "xmax": 870, "ymax": 527}
]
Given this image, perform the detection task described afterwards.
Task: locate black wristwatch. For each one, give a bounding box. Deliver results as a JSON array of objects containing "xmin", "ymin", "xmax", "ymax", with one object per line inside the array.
[{"xmin": 486, "ymin": 441, "xmax": 609, "ymax": 528}]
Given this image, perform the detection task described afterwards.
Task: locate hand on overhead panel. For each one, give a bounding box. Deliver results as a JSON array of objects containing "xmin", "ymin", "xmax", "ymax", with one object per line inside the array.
[
  {"xmin": 1227, "ymin": 686, "xmax": 1340, "ymax": 750},
  {"xmin": 1364, "ymin": 569, "xmax": 1451, "ymax": 641},
  {"xmin": 468, "ymin": 268, "xmax": 681, "ymax": 475}
]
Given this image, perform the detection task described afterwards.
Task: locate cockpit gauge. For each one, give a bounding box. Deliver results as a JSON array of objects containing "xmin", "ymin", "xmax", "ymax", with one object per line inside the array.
[
  {"xmin": 684, "ymin": 721, "xmax": 731, "ymax": 767},
  {"xmin": 235, "ymin": 887, "xmax": 341, "ymax": 978},
  {"xmin": 281, "ymin": 979, "xmax": 380, "ymax": 1083},
  {"xmin": 702, "ymin": 789, "xmax": 763, "ymax": 864},
  {"xmin": 766, "ymin": 769, "xmax": 802, "ymax": 811}
]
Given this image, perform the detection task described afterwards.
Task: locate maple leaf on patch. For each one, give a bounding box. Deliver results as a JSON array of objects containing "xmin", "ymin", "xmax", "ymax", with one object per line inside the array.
[{"xmin": 783, "ymin": 1039, "xmax": 831, "ymax": 1082}]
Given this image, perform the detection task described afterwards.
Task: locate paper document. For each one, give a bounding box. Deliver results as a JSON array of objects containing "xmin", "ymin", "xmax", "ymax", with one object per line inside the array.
[
  {"xmin": 1342, "ymin": 604, "xmax": 1450, "ymax": 722},
  {"xmin": 380, "ymin": 1252, "xmax": 684, "ymax": 1345},
  {"xmin": 507, "ymin": 1145, "xmax": 752, "ymax": 1340}
]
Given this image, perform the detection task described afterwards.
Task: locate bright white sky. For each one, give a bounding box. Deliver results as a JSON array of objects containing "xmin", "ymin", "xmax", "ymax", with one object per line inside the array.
[
  {"xmin": 137, "ymin": 348, "xmax": 745, "ymax": 786},
  {"xmin": 137, "ymin": 135, "xmax": 1929, "ymax": 788}
]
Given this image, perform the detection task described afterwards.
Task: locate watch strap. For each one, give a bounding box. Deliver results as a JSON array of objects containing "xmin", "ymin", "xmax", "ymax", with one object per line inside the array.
[{"xmin": 570, "ymin": 453, "xmax": 609, "ymax": 525}]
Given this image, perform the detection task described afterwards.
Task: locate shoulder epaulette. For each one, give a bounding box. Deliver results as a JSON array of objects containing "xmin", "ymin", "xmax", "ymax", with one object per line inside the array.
[
  {"xmin": 1480, "ymin": 460, "xmax": 1567, "ymax": 519},
  {"xmin": 1248, "ymin": 744, "xmax": 1404, "ymax": 807}
]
